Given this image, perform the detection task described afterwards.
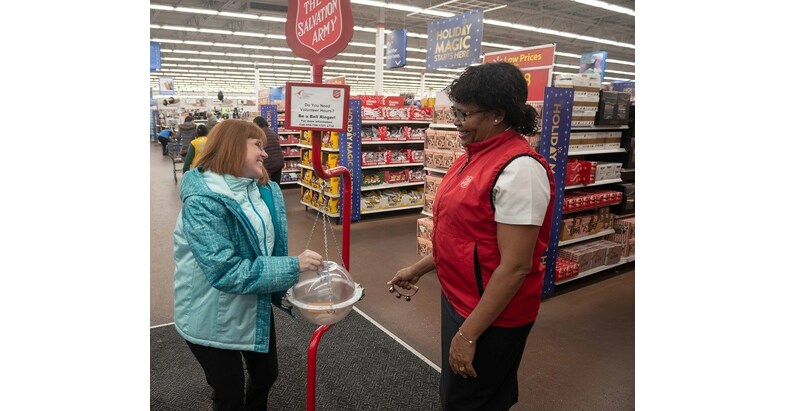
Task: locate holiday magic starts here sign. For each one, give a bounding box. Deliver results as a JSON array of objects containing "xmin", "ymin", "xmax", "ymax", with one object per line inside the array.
[{"xmin": 285, "ymin": 0, "xmax": 354, "ymax": 66}]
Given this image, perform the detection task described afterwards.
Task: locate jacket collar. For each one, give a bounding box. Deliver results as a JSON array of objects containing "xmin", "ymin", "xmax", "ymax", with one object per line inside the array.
[{"xmin": 464, "ymin": 128, "xmax": 519, "ymax": 157}]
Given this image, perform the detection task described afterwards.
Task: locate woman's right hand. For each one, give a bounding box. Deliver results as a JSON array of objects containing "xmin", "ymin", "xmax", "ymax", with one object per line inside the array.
[
  {"xmin": 387, "ymin": 266, "xmax": 421, "ymax": 290},
  {"xmin": 297, "ymin": 249, "xmax": 323, "ymax": 273}
]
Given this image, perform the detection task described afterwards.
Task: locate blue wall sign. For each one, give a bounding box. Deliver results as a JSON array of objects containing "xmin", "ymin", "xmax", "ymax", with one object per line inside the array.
[{"xmin": 150, "ymin": 41, "xmax": 161, "ymax": 72}]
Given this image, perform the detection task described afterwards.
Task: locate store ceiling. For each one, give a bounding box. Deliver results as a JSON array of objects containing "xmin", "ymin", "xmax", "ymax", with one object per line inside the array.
[{"xmin": 149, "ymin": 0, "xmax": 634, "ymax": 97}]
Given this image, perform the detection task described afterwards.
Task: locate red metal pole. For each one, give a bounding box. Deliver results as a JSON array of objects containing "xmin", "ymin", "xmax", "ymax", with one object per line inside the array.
[
  {"xmin": 305, "ymin": 62, "xmax": 352, "ymax": 411},
  {"xmin": 307, "ymin": 323, "xmax": 333, "ymax": 411}
]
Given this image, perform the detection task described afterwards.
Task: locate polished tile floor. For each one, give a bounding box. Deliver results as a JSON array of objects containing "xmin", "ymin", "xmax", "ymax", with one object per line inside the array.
[{"xmin": 150, "ymin": 142, "xmax": 635, "ymax": 410}]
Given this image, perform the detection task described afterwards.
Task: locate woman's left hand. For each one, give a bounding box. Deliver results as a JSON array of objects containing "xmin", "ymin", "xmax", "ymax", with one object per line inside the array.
[{"xmin": 449, "ymin": 333, "xmax": 477, "ymax": 378}]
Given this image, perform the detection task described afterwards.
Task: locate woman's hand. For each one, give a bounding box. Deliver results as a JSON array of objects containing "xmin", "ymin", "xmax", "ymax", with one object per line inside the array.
[
  {"xmin": 386, "ymin": 266, "xmax": 422, "ymax": 290},
  {"xmin": 297, "ymin": 249, "xmax": 323, "ymax": 272},
  {"xmin": 449, "ymin": 332, "xmax": 477, "ymax": 378}
]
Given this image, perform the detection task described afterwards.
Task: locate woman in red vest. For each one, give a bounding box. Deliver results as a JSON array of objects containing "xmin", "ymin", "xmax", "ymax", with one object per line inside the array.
[{"xmin": 388, "ymin": 61, "xmax": 556, "ymax": 410}]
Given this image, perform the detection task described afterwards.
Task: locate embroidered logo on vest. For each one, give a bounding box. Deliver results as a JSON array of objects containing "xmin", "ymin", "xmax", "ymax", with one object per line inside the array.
[{"xmin": 460, "ymin": 175, "xmax": 474, "ymax": 188}]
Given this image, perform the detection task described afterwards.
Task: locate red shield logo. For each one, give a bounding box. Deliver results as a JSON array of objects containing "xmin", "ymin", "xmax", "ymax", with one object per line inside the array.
[
  {"xmin": 332, "ymin": 89, "xmax": 341, "ymax": 99},
  {"xmin": 286, "ymin": 0, "xmax": 354, "ymax": 66}
]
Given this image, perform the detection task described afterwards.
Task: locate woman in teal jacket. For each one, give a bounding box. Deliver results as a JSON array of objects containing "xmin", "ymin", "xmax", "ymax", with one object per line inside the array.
[{"xmin": 173, "ymin": 119, "xmax": 323, "ymax": 411}]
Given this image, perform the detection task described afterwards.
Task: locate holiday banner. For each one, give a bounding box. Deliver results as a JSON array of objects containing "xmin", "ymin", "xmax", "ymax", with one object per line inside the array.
[
  {"xmin": 425, "ymin": 9, "xmax": 483, "ymax": 70},
  {"xmin": 150, "ymin": 41, "xmax": 161, "ymax": 72},
  {"xmin": 537, "ymin": 87, "xmax": 574, "ymax": 297},
  {"xmin": 386, "ymin": 28, "xmax": 407, "ymax": 69},
  {"xmin": 339, "ymin": 99, "xmax": 362, "ymax": 222},
  {"xmin": 260, "ymin": 104, "xmax": 279, "ymax": 131}
]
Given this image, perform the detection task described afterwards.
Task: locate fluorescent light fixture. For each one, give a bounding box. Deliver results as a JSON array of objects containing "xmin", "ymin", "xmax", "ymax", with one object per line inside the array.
[
  {"xmin": 200, "ymin": 28, "xmax": 233, "ymax": 35},
  {"xmin": 150, "ymin": 5, "xmax": 174, "ymax": 11},
  {"xmin": 218, "ymin": 11, "xmax": 258, "ymax": 19},
  {"xmin": 161, "ymin": 25, "xmax": 198, "ymax": 32},
  {"xmin": 174, "ymin": 7, "xmax": 218, "ymax": 15},
  {"xmin": 571, "ymin": 0, "xmax": 635, "ymax": 17},
  {"xmin": 234, "ymin": 32, "xmax": 265, "ymax": 38},
  {"xmin": 258, "ymin": 16, "xmax": 287, "ymax": 22},
  {"xmin": 184, "ymin": 41, "xmax": 215, "ymax": 46}
]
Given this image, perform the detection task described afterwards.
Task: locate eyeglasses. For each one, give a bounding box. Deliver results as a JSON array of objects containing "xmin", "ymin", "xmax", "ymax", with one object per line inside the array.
[{"xmin": 450, "ymin": 106, "xmax": 489, "ymax": 122}]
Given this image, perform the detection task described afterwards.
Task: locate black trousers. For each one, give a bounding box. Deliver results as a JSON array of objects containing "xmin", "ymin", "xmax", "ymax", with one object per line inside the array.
[
  {"xmin": 185, "ymin": 316, "xmax": 278, "ymax": 411},
  {"xmin": 440, "ymin": 293, "xmax": 534, "ymax": 411},
  {"xmin": 158, "ymin": 137, "xmax": 169, "ymax": 155},
  {"xmin": 268, "ymin": 169, "xmax": 282, "ymax": 185}
]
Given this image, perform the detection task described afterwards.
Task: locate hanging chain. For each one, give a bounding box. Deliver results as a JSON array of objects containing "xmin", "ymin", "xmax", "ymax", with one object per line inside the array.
[{"xmin": 303, "ymin": 180, "xmax": 343, "ymax": 267}]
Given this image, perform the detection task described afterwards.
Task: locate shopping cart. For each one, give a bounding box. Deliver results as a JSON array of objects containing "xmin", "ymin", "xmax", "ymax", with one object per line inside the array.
[{"xmin": 167, "ymin": 142, "xmax": 184, "ymax": 183}]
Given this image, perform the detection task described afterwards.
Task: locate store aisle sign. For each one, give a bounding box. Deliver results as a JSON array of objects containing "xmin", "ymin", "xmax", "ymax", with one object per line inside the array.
[
  {"xmin": 537, "ymin": 87, "xmax": 574, "ymax": 297},
  {"xmin": 579, "ymin": 51, "xmax": 608, "ymax": 82},
  {"xmin": 159, "ymin": 77, "xmax": 175, "ymax": 95},
  {"xmin": 425, "ymin": 9, "xmax": 483, "ymax": 70},
  {"xmin": 339, "ymin": 99, "xmax": 362, "ymax": 222},
  {"xmin": 285, "ymin": 0, "xmax": 354, "ymax": 65},
  {"xmin": 386, "ymin": 28, "xmax": 407, "ymax": 69},
  {"xmin": 484, "ymin": 44, "xmax": 556, "ymax": 103},
  {"xmin": 285, "ymin": 83, "xmax": 350, "ymax": 131},
  {"xmin": 150, "ymin": 42, "xmax": 161, "ymax": 72}
]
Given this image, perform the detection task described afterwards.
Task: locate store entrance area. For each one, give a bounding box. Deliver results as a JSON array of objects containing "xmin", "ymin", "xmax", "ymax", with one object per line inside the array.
[{"xmin": 150, "ymin": 142, "xmax": 634, "ymax": 410}]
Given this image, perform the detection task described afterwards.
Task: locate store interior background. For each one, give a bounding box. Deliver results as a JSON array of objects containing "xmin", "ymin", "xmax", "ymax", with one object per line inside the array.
[{"xmin": 5, "ymin": 2, "xmax": 783, "ymax": 410}]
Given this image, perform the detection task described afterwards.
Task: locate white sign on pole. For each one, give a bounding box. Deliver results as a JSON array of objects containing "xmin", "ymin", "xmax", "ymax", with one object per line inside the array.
[{"xmin": 285, "ymin": 83, "xmax": 350, "ymax": 131}]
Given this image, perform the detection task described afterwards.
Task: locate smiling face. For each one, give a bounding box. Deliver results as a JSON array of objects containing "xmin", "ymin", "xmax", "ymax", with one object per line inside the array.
[
  {"xmin": 452, "ymin": 103, "xmax": 504, "ymax": 145},
  {"xmin": 240, "ymin": 138, "xmax": 269, "ymax": 179}
]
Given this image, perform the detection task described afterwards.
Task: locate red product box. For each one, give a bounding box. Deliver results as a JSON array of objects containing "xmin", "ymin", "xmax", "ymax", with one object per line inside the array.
[
  {"xmin": 385, "ymin": 169, "xmax": 408, "ymax": 184},
  {"xmin": 384, "ymin": 96, "xmax": 405, "ymax": 107},
  {"xmin": 362, "ymin": 150, "xmax": 387, "ymax": 166},
  {"xmin": 417, "ymin": 217, "xmax": 434, "ymax": 241},
  {"xmin": 385, "ymin": 126, "xmax": 406, "ymax": 141},
  {"xmin": 383, "ymin": 106, "xmax": 410, "ymax": 121},
  {"xmin": 408, "ymin": 127, "xmax": 426, "ymax": 141},
  {"xmin": 407, "ymin": 168, "xmax": 425, "ymax": 183},
  {"xmin": 386, "ymin": 149, "xmax": 412, "ymax": 164}
]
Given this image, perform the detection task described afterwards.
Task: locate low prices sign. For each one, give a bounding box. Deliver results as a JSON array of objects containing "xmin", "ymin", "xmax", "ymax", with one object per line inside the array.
[
  {"xmin": 484, "ymin": 44, "xmax": 556, "ymax": 103},
  {"xmin": 285, "ymin": 83, "xmax": 350, "ymax": 132},
  {"xmin": 285, "ymin": 0, "xmax": 354, "ymax": 65}
]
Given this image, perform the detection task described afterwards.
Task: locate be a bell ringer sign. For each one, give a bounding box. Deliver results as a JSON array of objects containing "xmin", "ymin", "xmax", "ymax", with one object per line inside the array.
[{"xmin": 285, "ymin": 83, "xmax": 350, "ymax": 132}]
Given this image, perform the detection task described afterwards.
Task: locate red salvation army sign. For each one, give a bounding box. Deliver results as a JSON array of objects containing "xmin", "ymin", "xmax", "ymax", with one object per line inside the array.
[{"xmin": 285, "ymin": 0, "xmax": 354, "ymax": 65}]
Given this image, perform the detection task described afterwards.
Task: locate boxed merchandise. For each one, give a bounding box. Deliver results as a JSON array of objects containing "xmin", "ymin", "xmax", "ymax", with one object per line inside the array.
[
  {"xmin": 622, "ymin": 238, "xmax": 635, "ymax": 257},
  {"xmin": 417, "ymin": 217, "xmax": 433, "ymax": 241},
  {"xmin": 362, "ymin": 150, "xmax": 387, "ymax": 166},
  {"xmin": 559, "ymin": 217, "xmax": 575, "ymax": 241},
  {"xmin": 601, "ymin": 240, "xmax": 623, "ymax": 265},
  {"xmin": 408, "ymin": 126, "xmax": 427, "ymax": 141},
  {"xmin": 407, "ymin": 167, "xmax": 425, "ymax": 183},
  {"xmin": 386, "ymin": 126, "xmax": 407, "ymax": 141},
  {"xmin": 362, "ymin": 170, "xmax": 385, "ymax": 187},
  {"xmin": 423, "ymin": 194, "xmax": 436, "ymax": 214},
  {"xmin": 386, "ymin": 149, "xmax": 412, "ymax": 164},
  {"xmin": 424, "ymin": 174, "xmax": 443, "ymax": 195},
  {"xmin": 417, "ymin": 237, "xmax": 433, "ymax": 256},
  {"xmin": 385, "ymin": 169, "xmax": 408, "ymax": 184},
  {"xmin": 410, "ymin": 149, "xmax": 425, "ymax": 163}
]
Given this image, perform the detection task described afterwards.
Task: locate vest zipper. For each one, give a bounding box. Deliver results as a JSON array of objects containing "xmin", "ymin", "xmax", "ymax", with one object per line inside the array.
[{"xmin": 247, "ymin": 185, "xmax": 269, "ymax": 256}]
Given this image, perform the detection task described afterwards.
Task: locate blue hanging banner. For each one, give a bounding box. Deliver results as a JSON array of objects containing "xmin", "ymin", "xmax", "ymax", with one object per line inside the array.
[
  {"xmin": 150, "ymin": 41, "xmax": 161, "ymax": 72},
  {"xmin": 339, "ymin": 99, "xmax": 362, "ymax": 222},
  {"xmin": 425, "ymin": 9, "xmax": 483, "ymax": 70},
  {"xmin": 386, "ymin": 28, "xmax": 407, "ymax": 69},
  {"xmin": 538, "ymin": 87, "xmax": 574, "ymax": 297},
  {"xmin": 260, "ymin": 104, "xmax": 279, "ymax": 130}
]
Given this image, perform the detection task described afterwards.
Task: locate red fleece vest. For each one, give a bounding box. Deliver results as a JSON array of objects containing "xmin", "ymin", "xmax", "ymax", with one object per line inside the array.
[{"xmin": 433, "ymin": 129, "xmax": 555, "ymax": 327}]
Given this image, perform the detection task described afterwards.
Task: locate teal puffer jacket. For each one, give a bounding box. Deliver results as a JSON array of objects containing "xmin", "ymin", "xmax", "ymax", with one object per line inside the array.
[{"xmin": 173, "ymin": 168, "xmax": 299, "ymax": 353}]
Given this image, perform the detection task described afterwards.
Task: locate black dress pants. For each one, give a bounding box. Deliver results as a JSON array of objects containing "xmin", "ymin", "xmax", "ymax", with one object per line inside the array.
[
  {"xmin": 185, "ymin": 316, "xmax": 278, "ymax": 411},
  {"xmin": 158, "ymin": 137, "xmax": 169, "ymax": 155}
]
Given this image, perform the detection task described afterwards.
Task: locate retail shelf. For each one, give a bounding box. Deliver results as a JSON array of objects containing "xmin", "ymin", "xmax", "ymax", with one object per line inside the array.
[
  {"xmin": 282, "ymin": 168, "xmax": 300, "ymax": 173},
  {"xmin": 297, "ymin": 144, "xmax": 339, "ymax": 153},
  {"xmin": 300, "ymin": 201, "xmax": 340, "ymax": 217},
  {"xmin": 562, "ymin": 200, "xmax": 623, "ymax": 215},
  {"xmin": 568, "ymin": 148, "xmax": 627, "ymax": 156},
  {"xmin": 423, "ymin": 167, "xmax": 448, "ymax": 174},
  {"xmin": 361, "ymin": 204, "xmax": 423, "ymax": 214},
  {"xmin": 421, "ymin": 211, "xmax": 433, "ymax": 217},
  {"xmin": 278, "ymin": 131, "xmax": 301, "ymax": 134},
  {"xmin": 571, "ymin": 125, "xmax": 629, "ymax": 131},
  {"xmin": 361, "ymin": 120, "xmax": 432, "ymax": 125},
  {"xmin": 280, "ymin": 181, "xmax": 299, "ymax": 185},
  {"xmin": 362, "ymin": 162, "xmax": 423, "ymax": 169},
  {"xmin": 621, "ymin": 168, "xmax": 635, "ymax": 173},
  {"xmin": 558, "ymin": 229, "xmax": 615, "ymax": 246},
  {"xmin": 622, "ymin": 255, "xmax": 635, "ymax": 263},
  {"xmin": 297, "ymin": 182, "xmax": 340, "ymax": 198},
  {"xmin": 566, "ymin": 178, "xmax": 623, "ymax": 190},
  {"xmin": 298, "ymin": 164, "xmax": 313, "ymax": 170},
  {"xmin": 429, "ymin": 123, "xmax": 457, "ymax": 129},
  {"xmin": 281, "ymin": 143, "xmax": 300, "ymax": 147},
  {"xmin": 555, "ymin": 258, "xmax": 633, "ymax": 285},
  {"xmin": 360, "ymin": 140, "xmax": 425, "ymax": 145},
  {"xmin": 360, "ymin": 181, "xmax": 424, "ymax": 191},
  {"xmin": 284, "ymin": 155, "xmax": 301, "ymax": 159}
]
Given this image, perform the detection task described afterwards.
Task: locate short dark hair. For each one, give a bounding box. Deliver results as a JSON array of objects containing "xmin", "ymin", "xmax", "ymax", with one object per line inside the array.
[
  {"xmin": 196, "ymin": 124, "xmax": 209, "ymax": 136},
  {"xmin": 253, "ymin": 116, "xmax": 269, "ymax": 128},
  {"xmin": 184, "ymin": 116, "xmax": 195, "ymax": 122},
  {"xmin": 446, "ymin": 62, "xmax": 539, "ymax": 136}
]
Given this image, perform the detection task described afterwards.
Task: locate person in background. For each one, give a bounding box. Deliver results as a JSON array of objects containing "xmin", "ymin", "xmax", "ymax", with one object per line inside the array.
[
  {"xmin": 252, "ymin": 116, "xmax": 284, "ymax": 184},
  {"xmin": 157, "ymin": 127, "xmax": 173, "ymax": 156},
  {"xmin": 182, "ymin": 124, "xmax": 209, "ymax": 173},
  {"xmin": 387, "ymin": 61, "xmax": 555, "ymax": 411},
  {"xmin": 206, "ymin": 111, "xmax": 219, "ymax": 132},
  {"xmin": 173, "ymin": 119, "xmax": 323, "ymax": 411},
  {"xmin": 175, "ymin": 115, "xmax": 198, "ymax": 156}
]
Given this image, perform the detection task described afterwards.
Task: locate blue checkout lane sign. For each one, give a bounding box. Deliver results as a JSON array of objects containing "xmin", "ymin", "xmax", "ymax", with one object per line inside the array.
[
  {"xmin": 386, "ymin": 28, "xmax": 407, "ymax": 69},
  {"xmin": 538, "ymin": 87, "xmax": 574, "ymax": 297}
]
